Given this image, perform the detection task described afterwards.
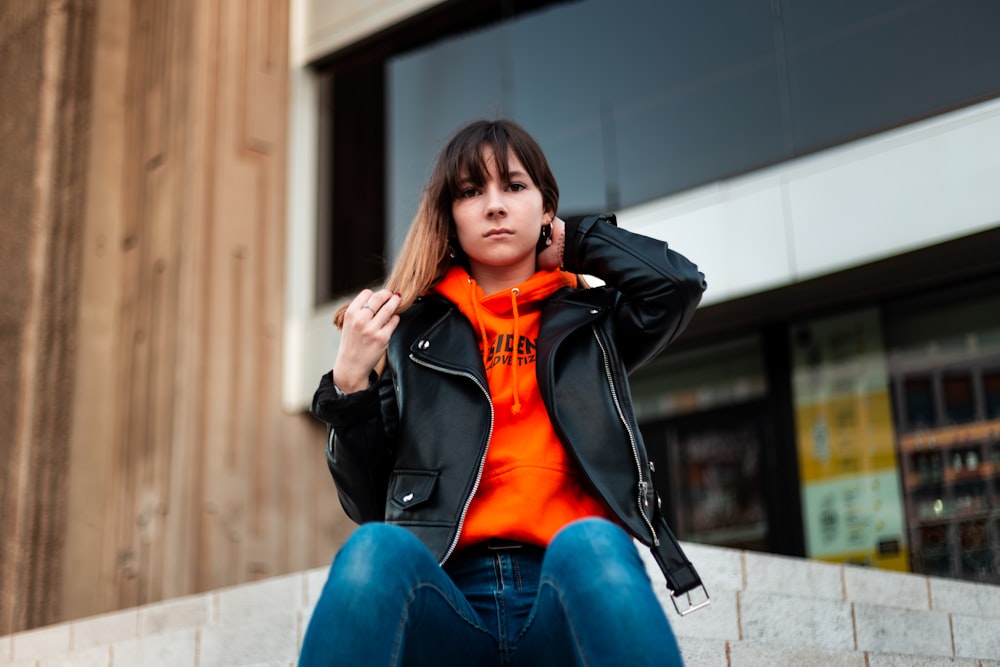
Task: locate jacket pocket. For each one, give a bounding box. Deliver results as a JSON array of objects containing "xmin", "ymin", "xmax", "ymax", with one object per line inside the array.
[{"xmin": 387, "ymin": 470, "xmax": 439, "ymax": 511}]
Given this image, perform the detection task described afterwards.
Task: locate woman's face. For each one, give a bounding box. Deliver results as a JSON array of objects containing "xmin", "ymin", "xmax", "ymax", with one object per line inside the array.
[{"xmin": 451, "ymin": 148, "xmax": 550, "ymax": 285}]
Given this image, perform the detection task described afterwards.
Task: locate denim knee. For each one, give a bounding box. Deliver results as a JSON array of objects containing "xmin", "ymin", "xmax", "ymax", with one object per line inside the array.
[
  {"xmin": 543, "ymin": 518, "xmax": 647, "ymax": 589},
  {"xmin": 326, "ymin": 523, "xmax": 432, "ymax": 595},
  {"xmin": 548, "ymin": 518, "xmax": 634, "ymax": 559}
]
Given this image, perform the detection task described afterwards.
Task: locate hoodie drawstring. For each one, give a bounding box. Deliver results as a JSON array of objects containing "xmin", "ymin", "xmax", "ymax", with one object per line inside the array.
[
  {"xmin": 509, "ymin": 288, "xmax": 521, "ymax": 415},
  {"xmin": 462, "ymin": 275, "xmax": 527, "ymax": 416}
]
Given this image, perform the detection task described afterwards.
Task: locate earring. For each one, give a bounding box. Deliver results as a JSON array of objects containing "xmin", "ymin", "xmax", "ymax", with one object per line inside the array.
[
  {"xmin": 447, "ymin": 243, "xmax": 457, "ymax": 259},
  {"xmin": 536, "ymin": 223, "xmax": 553, "ymax": 253}
]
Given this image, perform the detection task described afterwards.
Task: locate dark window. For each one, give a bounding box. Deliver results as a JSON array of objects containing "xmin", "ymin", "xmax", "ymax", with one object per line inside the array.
[
  {"xmin": 903, "ymin": 377, "xmax": 935, "ymax": 428},
  {"xmin": 312, "ymin": 0, "xmax": 562, "ymax": 303},
  {"xmin": 642, "ymin": 401, "xmax": 778, "ymax": 553},
  {"xmin": 315, "ymin": 59, "xmax": 386, "ymax": 303},
  {"xmin": 983, "ymin": 370, "xmax": 1000, "ymax": 419},
  {"xmin": 313, "ymin": 0, "xmax": 1000, "ymax": 304},
  {"xmin": 781, "ymin": 1, "xmax": 1000, "ymax": 153},
  {"xmin": 941, "ymin": 373, "xmax": 976, "ymax": 424}
]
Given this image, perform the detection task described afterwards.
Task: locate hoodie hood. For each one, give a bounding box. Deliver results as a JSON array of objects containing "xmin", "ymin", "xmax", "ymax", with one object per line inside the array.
[{"xmin": 433, "ymin": 265, "xmax": 576, "ymax": 414}]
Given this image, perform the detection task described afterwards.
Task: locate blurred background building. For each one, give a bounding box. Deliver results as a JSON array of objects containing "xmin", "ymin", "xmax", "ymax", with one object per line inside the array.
[{"xmin": 3, "ymin": 0, "xmax": 999, "ymax": 635}]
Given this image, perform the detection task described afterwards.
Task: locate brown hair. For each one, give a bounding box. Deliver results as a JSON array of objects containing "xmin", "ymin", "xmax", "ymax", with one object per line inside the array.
[{"xmin": 333, "ymin": 119, "xmax": 559, "ymax": 327}]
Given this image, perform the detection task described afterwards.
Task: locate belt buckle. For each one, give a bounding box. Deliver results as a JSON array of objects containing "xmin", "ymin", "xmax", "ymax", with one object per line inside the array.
[{"xmin": 671, "ymin": 584, "xmax": 711, "ymax": 616}]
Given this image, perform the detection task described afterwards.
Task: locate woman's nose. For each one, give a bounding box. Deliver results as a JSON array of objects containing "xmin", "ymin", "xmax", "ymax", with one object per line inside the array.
[{"xmin": 484, "ymin": 188, "xmax": 507, "ymax": 217}]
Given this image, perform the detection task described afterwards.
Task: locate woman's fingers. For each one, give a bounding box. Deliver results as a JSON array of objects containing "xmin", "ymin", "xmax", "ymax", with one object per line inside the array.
[
  {"xmin": 349, "ymin": 289, "xmax": 400, "ymax": 333},
  {"xmin": 358, "ymin": 289, "xmax": 399, "ymax": 322},
  {"xmin": 333, "ymin": 289, "xmax": 402, "ymax": 392},
  {"xmin": 536, "ymin": 216, "xmax": 566, "ymax": 270}
]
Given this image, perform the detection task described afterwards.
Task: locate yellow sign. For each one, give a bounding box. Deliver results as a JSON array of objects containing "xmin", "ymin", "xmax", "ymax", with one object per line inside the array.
[{"xmin": 791, "ymin": 308, "xmax": 909, "ymax": 571}]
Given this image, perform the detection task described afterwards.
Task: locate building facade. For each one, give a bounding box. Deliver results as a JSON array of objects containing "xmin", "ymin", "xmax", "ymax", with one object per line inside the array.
[
  {"xmin": 285, "ymin": 0, "xmax": 1000, "ymax": 584},
  {"xmin": 3, "ymin": 0, "xmax": 998, "ymax": 635}
]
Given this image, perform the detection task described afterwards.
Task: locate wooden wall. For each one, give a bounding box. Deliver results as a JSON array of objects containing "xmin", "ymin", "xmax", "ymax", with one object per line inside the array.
[
  {"xmin": 1, "ymin": 0, "xmax": 353, "ymax": 634},
  {"xmin": 0, "ymin": 0, "xmax": 96, "ymax": 636}
]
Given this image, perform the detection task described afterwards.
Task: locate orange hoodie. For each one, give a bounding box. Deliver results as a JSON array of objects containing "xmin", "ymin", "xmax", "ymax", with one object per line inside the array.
[{"xmin": 432, "ymin": 265, "xmax": 616, "ymax": 551}]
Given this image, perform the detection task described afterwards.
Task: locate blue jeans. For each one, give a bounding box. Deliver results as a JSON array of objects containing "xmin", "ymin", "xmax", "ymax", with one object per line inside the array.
[{"xmin": 298, "ymin": 518, "xmax": 683, "ymax": 666}]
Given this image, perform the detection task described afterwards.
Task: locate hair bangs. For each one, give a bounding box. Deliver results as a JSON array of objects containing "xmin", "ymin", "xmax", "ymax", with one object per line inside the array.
[{"xmin": 443, "ymin": 124, "xmax": 519, "ymax": 199}]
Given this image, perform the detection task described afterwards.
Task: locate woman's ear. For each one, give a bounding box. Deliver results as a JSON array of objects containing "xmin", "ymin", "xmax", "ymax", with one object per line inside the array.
[{"xmin": 536, "ymin": 220, "xmax": 553, "ymax": 254}]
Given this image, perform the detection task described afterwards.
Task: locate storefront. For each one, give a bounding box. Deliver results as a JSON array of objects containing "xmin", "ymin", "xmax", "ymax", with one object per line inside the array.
[
  {"xmin": 885, "ymin": 281, "xmax": 1000, "ymax": 582},
  {"xmin": 633, "ymin": 274, "xmax": 1000, "ymax": 584},
  {"xmin": 286, "ymin": 0, "xmax": 1000, "ymax": 586}
]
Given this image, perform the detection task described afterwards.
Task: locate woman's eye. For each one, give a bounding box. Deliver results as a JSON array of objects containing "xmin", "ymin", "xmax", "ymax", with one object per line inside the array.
[
  {"xmin": 459, "ymin": 188, "xmax": 478, "ymax": 199},
  {"xmin": 508, "ymin": 182, "xmax": 526, "ymax": 192}
]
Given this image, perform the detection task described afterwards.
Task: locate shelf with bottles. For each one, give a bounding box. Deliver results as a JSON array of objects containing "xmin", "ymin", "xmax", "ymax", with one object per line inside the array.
[
  {"xmin": 912, "ymin": 499, "xmax": 997, "ymax": 526},
  {"xmin": 902, "ymin": 439, "xmax": 999, "ymax": 490},
  {"xmin": 890, "ymin": 340, "xmax": 1000, "ymax": 584},
  {"xmin": 911, "ymin": 474, "xmax": 993, "ymax": 521},
  {"xmin": 898, "ymin": 417, "xmax": 1000, "ymax": 453}
]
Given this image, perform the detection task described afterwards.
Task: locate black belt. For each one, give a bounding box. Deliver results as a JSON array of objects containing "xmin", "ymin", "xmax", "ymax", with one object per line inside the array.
[{"xmin": 457, "ymin": 538, "xmax": 544, "ymax": 558}]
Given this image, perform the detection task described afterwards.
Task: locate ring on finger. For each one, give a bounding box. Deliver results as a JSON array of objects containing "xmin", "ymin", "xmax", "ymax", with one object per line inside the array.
[{"xmin": 361, "ymin": 302, "xmax": 374, "ymax": 312}]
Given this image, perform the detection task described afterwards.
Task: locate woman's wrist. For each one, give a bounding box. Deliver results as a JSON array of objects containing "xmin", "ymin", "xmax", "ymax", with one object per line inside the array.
[{"xmin": 332, "ymin": 367, "xmax": 372, "ymax": 394}]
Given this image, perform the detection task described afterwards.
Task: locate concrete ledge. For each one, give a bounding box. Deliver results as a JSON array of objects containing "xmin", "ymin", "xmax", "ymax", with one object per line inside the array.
[
  {"xmin": 846, "ymin": 564, "xmax": 932, "ymax": 610},
  {"xmin": 743, "ymin": 550, "xmax": 843, "ymax": 601},
  {"xmin": 855, "ymin": 604, "xmax": 952, "ymax": 657},
  {"xmin": 112, "ymin": 629, "xmax": 198, "ymax": 667},
  {"xmin": 740, "ymin": 590, "xmax": 855, "ymax": 652},
  {"xmin": 729, "ymin": 641, "xmax": 866, "ymax": 667},
  {"xmin": 931, "ymin": 576, "xmax": 1000, "ymax": 617},
  {"xmin": 3, "ymin": 543, "xmax": 999, "ymax": 666},
  {"xmin": 952, "ymin": 612, "xmax": 1000, "ymax": 660}
]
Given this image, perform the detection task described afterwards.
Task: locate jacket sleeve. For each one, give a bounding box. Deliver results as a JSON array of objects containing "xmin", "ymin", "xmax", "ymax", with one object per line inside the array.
[
  {"xmin": 310, "ymin": 369, "xmax": 397, "ymax": 524},
  {"xmin": 561, "ymin": 213, "xmax": 707, "ymax": 371}
]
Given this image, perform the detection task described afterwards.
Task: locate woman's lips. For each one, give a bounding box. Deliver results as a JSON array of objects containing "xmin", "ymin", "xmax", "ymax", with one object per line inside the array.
[{"xmin": 483, "ymin": 227, "xmax": 514, "ymax": 237}]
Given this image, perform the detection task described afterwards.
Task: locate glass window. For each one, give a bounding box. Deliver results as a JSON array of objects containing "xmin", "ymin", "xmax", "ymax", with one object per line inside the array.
[
  {"xmin": 387, "ymin": 1, "xmax": 785, "ymax": 246},
  {"xmin": 781, "ymin": 1, "xmax": 1000, "ymax": 152},
  {"xmin": 382, "ymin": 0, "xmax": 1000, "ymax": 256},
  {"xmin": 315, "ymin": 63, "xmax": 386, "ymax": 303},
  {"xmin": 884, "ymin": 279, "xmax": 1000, "ymax": 583},
  {"xmin": 672, "ymin": 418, "xmax": 767, "ymax": 550},
  {"xmin": 315, "ymin": 0, "xmax": 1000, "ymax": 301},
  {"xmin": 903, "ymin": 376, "xmax": 935, "ymax": 429},
  {"xmin": 941, "ymin": 373, "xmax": 975, "ymax": 424},
  {"xmin": 984, "ymin": 370, "xmax": 1000, "ymax": 419}
]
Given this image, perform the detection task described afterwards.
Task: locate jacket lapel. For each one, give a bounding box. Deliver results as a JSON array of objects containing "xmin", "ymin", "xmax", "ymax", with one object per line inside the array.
[{"xmin": 398, "ymin": 296, "xmax": 488, "ymax": 387}]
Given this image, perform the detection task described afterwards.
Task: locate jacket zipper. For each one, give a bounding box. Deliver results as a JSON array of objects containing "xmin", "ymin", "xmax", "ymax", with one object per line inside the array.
[
  {"xmin": 592, "ymin": 327, "xmax": 659, "ymax": 546},
  {"xmin": 409, "ymin": 353, "xmax": 495, "ymax": 565}
]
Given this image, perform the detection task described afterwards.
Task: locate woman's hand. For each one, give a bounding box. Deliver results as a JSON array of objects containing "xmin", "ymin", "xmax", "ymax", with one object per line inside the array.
[
  {"xmin": 536, "ymin": 216, "xmax": 566, "ymax": 270},
  {"xmin": 332, "ymin": 288, "xmax": 401, "ymax": 393}
]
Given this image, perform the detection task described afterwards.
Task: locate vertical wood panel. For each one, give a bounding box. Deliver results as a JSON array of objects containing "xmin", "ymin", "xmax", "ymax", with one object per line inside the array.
[
  {"xmin": 5, "ymin": 0, "xmax": 353, "ymax": 630},
  {"xmin": 53, "ymin": 0, "xmax": 351, "ymax": 624},
  {"xmin": 1, "ymin": 0, "xmax": 97, "ymax": 633},
  {"xmin": 60, "ymin": 0, "xmax": 128, "ymax": 632},
  {"xmin": 0, "ymin": 4, "xmax": 48, "ymax": 637}
]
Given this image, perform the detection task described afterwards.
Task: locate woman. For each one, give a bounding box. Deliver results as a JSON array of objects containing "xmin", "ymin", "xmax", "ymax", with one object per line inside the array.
[{"xmin": 300, "ymin": 119, "xmax": 707, "ymax": 666}]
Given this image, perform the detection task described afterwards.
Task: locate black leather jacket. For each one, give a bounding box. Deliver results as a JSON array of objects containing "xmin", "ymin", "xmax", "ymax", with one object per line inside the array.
[{"xmin": 312, "ymin": 214, "xmax": 708, "ymax": 598}]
